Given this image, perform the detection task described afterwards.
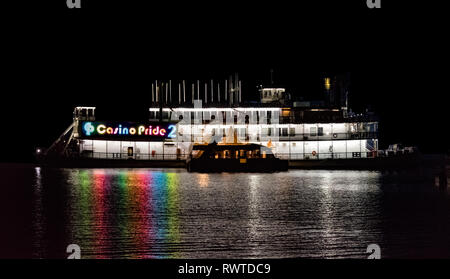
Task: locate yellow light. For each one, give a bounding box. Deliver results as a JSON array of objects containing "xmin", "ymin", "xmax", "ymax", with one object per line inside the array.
[
  {"xmin": 282, "ymin": 108, "xmax": 291, "ymax": 117},
  {"xmin": 138, "ymin": 125, "xmax": 145, "ymax": 135},
  {"xmin": 97, "ymin": 124, "xmax": 106, "ymax": 134},
  {"xmin": 324, "ymin": 77, "xmax": 331, "ymax": 90}
]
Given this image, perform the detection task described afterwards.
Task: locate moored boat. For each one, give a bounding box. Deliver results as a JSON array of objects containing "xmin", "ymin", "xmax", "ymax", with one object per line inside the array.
[{"xmin": 186, "ymin": 142, "xmax": 288, "ymax": 172}]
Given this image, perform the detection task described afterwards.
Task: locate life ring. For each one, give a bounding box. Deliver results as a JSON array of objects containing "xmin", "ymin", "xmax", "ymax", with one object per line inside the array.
[
  {"xmin": 312, "ymin": 151, "xmax": 317, "ymax": 156},
  {"xmin": 333, "ymin": 133, "xmax": 337, "ymax": 138}
]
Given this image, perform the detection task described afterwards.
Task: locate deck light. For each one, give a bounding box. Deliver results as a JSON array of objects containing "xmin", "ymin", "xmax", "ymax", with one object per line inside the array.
[{"xmin": 324, "ymin": 77, "xmax": 331, "ymax": 90}]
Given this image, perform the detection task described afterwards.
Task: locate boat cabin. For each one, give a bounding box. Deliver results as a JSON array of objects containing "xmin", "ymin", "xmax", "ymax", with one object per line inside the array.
[{"xmin": 191, "ymin": 143, "xmax": 276, "ymax": 160}]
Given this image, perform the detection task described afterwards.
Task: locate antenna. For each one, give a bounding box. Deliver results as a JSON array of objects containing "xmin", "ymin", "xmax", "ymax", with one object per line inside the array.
[
  {"xmin": 211, "ymin": 79, "xmax": 214, "ymax": 103},
  {"xmin": 217, "ymin": 83, "xmax": 220, "ymax": 103},
  {"xmin": 169, "ymin": 80, "xmax": 172, "ymax": 104},
  {"xmin": 151, "ymin": 83, "xmax": 154, "ymax": 104},
  {"xmin": 224, "ymin": 79, "xmax": 227, "ymax": 102},
  {"xmin": 165, "ymin": 82, "xmax": 168, "ymax": 104},
  {"xmin": 192, "ymin": 83, "xmax": 194, "ymax": 104},
  {"xmin": 239, "ymin": 80, "xmax": 242, "ymax": 103},
  {"xmin": 178, "ymin": 82, "xmax": 181, "ymax": 104},
  {"xmin": 183, "ymin": 80, "xmax": 186, "ymax": 103},
  {"xmin": 155, "ymin": 80, "xmax": 159, "ymax": 104},
  {"xmin": 204, "ymin": 83, "xmax": 207, "ymax": 104},
  {"xmin": 197, "ymin": 80, "xmax": 200, "ymax": 100},
  {"xmin": 270, "ymin": 69, "xmax": 274, "ymax": 85}
]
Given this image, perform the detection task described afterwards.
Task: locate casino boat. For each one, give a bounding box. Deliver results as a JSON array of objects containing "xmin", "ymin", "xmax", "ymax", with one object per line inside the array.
[{"xmin": 38, "ymin": 73, "xmax": 421, "ymax": 170}]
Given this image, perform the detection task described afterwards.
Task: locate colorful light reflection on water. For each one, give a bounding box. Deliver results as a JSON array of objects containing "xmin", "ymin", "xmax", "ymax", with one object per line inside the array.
[
  {"xmin": 66, "ymin": 169, "xmax": 180, "ymax": 259},
  {"xmin": 24, "ymin": 167, "xmax": 450, "ymax": 259}
]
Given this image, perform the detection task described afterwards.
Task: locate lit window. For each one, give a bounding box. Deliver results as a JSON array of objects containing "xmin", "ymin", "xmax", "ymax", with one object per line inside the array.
[{"xmin": 289, "ymin": 128, "xmax": 295, "ymax": 136}]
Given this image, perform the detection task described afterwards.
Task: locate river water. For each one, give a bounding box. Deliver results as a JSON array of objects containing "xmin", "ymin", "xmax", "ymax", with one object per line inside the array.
[{"xmin": 1, "ymin": 164, "xmax": 449, "ymax": 258}]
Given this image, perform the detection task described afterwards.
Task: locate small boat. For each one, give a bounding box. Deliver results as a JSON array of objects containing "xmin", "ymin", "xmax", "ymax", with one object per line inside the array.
[{"xmin": 186, "ymin": 142, "xmax": 288, "ymax": 172}]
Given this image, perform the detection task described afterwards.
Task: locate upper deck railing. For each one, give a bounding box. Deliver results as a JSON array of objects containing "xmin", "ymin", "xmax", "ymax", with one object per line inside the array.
[{"xmin": 150, "ymin": 106, "xmax": 378, "ymax": 124}]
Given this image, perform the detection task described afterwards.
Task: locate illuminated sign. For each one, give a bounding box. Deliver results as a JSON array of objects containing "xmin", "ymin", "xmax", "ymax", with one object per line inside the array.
[{"xmin": 80, "ymin": 121, "xmax": 177, "ymax": 140}]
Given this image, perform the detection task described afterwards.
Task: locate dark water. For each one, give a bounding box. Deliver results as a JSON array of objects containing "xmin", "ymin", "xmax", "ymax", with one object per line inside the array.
[{"xmin": 1, "ymin": 164, "xmax": 449, "ymax": 258}]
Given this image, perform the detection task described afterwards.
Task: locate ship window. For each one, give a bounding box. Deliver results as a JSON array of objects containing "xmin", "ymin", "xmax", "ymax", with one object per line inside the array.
[
  {"xmin": 241, "ymin": 128, "xmax": 247, "ymax": 137},
  {"xmin": 318, "ymin": 127, "xmax": 324, "ymax": 136},
  {"xmin": 310, "ymin": 127, "xmax": 317, "ymax": 136},
  {"xmin": 150, "ymin": 111, "xmax": 156, "ymax": 119},
  {"xmin": 282, "ymin": 128, "xmax": 288, "ymax": 136},
  {"xmin": 235, "ymin": 150, "xmax": 239, "ymax": 158},
  {"xmin": 262, "ymin": 128, "xmax": 268, "ymax": 137},
  {"xmin": 289, "ymin": 128, "xmax": 295, "ymax": 136}
]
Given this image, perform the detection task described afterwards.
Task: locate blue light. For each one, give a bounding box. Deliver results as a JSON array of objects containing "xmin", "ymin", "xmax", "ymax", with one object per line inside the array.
[
  {"xmin": 167, "ymin": 125, "xmax": 177, "ymax": 138},
  {"xmin": 83, "ymin": 122, "xmax": 95, "ymax": 136}
]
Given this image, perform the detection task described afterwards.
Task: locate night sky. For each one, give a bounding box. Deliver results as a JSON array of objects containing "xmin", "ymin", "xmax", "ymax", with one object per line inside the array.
[{"xmin": 1, "ymin": 1, "xmax": 447, "ymax": 162}]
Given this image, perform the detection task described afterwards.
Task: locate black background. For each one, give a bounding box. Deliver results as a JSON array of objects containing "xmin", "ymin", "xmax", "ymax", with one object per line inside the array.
[
  {"xmin": 0, "ymin": 0, "xmax": 449, "ymax": 273},
  {"xmin": 1, "ymin": 0, "xmax": 447, "ymax": 162}
]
